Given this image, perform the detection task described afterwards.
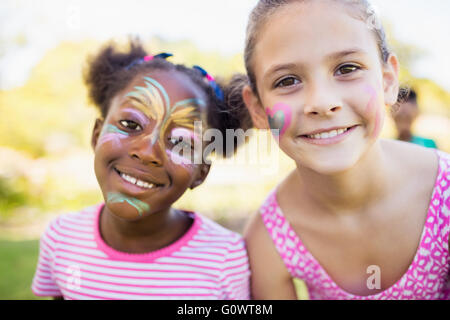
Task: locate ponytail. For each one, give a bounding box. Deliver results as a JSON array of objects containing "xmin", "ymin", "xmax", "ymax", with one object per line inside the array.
[
  {"xmin": 205, "ymin": 74, "xmax": 254, "ymax": 157},
  {"xmin": 83, "ymin": 39, "xmax": 147, "ymax": 118}
]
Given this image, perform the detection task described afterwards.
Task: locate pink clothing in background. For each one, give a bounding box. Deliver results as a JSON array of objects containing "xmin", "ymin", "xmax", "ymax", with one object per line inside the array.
[{"xmin": 260, "ymin": 150, "xmax": 450, "ymax": 300}]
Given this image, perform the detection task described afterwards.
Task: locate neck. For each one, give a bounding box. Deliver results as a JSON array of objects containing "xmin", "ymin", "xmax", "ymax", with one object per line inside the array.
[
  {"xmin": 100, "ymin": 205, "xmax": 190, "ymax": 253},
  {"xmin": 294, "ymin": 142, "xmax": 391, "ymax": 214},
  {"xmin": 397, "ymin": 131, "xmax": 412, "ymax": 142}
]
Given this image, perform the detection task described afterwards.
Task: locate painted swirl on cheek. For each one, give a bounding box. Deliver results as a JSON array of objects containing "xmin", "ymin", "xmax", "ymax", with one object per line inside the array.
[
  {"xmin": 97, "ymin": 124, "xmax": 129, "ymax": 148},
  {"xmin": 166, "ymin": 150, "xmax": 195, "ymax": 169},
  {"xmin": 106, "ymin": 192, "xmax": 150, "ymax": 217},
  {"xmin": 165, "ymin": 128, "xmax": 200, "ymax": 169},
  {"xmin": 266, "ymin": 103, "xmax": 292, "ymax": 137}
]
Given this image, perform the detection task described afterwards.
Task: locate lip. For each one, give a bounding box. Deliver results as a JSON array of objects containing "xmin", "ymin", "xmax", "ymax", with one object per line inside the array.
[
  {"xmin": 112, "ymin": 166, "xmax": 167, "ymax": 193},
  {"xmin": 113, "ymin": 167, "xmax": 165, "ymax": 196},
  {"xmin": 114, "ymin": 165, "xmax": 166, "ymax": 185},
  {"xmin": 297, "ymin": 125, "xmax": 358, "ymax": 145}
]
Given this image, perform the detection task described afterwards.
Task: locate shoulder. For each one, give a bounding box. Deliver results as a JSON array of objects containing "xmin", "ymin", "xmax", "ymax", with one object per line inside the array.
[
  {"xmin": 244, "ymin": 210, "xmax": 297, "ymax": 299},
  {"xmin": 381, "ymin": 139, "xmax": 440, "ymax": 178},
  {"xmin": 40, "ymin": 203, "xmax": 102, "ymax": 244},
  {"xmin": 193, "ymin": 212, "xmax": 247, "ymax": 252}
]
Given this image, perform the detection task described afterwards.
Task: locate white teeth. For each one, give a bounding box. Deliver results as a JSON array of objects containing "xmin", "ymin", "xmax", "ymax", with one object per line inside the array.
[
  {"xmin": 328, "ymin": 130, "xmax": 338, "ymax": 138},
  {"xmin": 308, "ymin": 128, "xmax": 349, "ymax": 139},
  {"xmin": 119, "ymin": 172, "xmax": 155, "ymax": 189}
]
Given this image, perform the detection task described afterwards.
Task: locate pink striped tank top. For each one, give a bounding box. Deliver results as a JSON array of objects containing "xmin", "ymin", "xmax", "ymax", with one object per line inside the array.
[{"xmin": 260, "ymin": 150, "xmax": 450, "ymax": 300}]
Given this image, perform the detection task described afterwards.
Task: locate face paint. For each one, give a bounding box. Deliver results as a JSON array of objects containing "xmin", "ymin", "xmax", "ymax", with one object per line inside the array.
[
  {"xmin": 125, "ymin": 77, "xmax": 204, "ymax": 146},
  {"xmin": 121, "ymin": 108, "xmax": 150, "ymax": 127},
  {"xmin": 97, "ymin": 124, "xmax": 129, "ymax": 149},
  {"xmin": 165, "ymin": 127, "xmax": 201, "ymax": 168},
  {"xmin": 364, "ymin": 86, "xmax": 383, "ymax": 139},
  {"xmin": 266, "ymin": 103, "xmax": 292, "ymax": 137},
  {"xmin": 106, "ymin": 192, "xmax": 150, "ymax": 217}
]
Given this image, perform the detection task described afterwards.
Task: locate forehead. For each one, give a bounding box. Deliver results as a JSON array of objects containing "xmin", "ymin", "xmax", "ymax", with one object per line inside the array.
[
  {"xmin": 253, "ymin": 0, "xmax": 379, "ymax": 74},
  {"xmin": 123, "ymin": 69, "xmax": 205, "ymax": 104}
]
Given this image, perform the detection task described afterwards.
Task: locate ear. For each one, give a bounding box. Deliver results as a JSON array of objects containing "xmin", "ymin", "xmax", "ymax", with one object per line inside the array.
[
  {"xmin": 242, "ymin": 85, "xmax": 269, "ymax": 130},
  {"xmin": 383, "ymin": 53, "xmax": 400, "ymax": 106},
  {"xmin": 91, "ymin": 118, "xmax": 104, "ymax": 151},
  {"xmin": 189, "ymin": 163, "xmax": 211, "ymax": 189}
]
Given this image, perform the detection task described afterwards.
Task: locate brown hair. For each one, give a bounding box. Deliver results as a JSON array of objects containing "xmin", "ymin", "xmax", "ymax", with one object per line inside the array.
[
  {"xmin": 221, "ymin": 0, "xmax": 394, "ymax": 137},
  {"xmin": 244, "ymin": 0, "xmax": 391, "ymax": 93}
]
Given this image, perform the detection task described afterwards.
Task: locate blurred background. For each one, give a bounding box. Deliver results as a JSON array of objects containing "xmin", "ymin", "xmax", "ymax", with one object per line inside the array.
[{"xmin": 0, "ymin": 0, "xmax": 449, "ymax": 299}]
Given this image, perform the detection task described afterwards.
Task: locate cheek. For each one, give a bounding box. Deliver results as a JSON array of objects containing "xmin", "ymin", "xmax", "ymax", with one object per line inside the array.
[
  {"xmin": 266, "ymin": 102, "xmax": 293, "ymax": 138},
  {"xmin": 97, "ymin": 124, "xmax": 129, "ymax": 150},
  {"xmin": 363, "ymin": 86, "xmax": 384, "ymax": 139},
  {"xmin": 97, "ymin": 133, "xmax": 123, "ymax": 149},
  {"xmin": 165, "ymin": 150, "xmax": 196, "ymax": 170}
]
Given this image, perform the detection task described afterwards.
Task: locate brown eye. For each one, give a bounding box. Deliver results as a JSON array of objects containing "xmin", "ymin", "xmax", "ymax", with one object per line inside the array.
[
  {"xmin": 168, "ymin": 136, "xmax": 193, "ymax": 150},
  {"xmin": 336, "ymin": 64, "xmax": 360, "ymax": 76},
  {"xmin": 275, "ymin": 77, "xmax": 300, "ymax": 88},
  {"xmin": 119, "ymin": 120, "xmax": 141, "ymax": 131}
]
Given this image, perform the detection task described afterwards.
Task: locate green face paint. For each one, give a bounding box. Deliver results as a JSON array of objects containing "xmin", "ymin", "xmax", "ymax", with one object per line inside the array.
[
  {"xmin": 103, "ymin": 124, "xmax": 130, "ymax": 136},
  {"xmin": 107, "ymin": 192, "xmax": 150, "ymax": 217},
  {"xmin": 97, "ymin": 124, "xmax": 130, "ymax": 149}
]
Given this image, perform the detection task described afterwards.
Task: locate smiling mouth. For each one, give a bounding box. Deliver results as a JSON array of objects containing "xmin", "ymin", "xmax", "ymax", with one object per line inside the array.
[
  {"xmin": 300, "ymin": 125, "xmax": 358, "ymax": 140},
  {"xmin": 113, "ymin": 167, "xmax": 165, "ymax": 190}
]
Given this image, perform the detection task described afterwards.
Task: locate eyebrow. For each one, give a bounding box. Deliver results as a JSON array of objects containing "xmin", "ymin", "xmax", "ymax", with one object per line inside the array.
[
  {"xmin": 324, "ymin": 47, "xmax": 368, "ymax": 62},
  {"xmin": 119, "ymin": 107, "xmax": 150, "ymax": 123},
  {"xmin": 264, "ymin": 48, "xmax": 368, "ymax": 79}
]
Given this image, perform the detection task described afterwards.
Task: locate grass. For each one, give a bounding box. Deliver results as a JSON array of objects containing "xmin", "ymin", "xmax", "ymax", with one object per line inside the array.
[
  {"xmin": 0, "ymin": 239, "xmax": 47, "ymax": 300},
  {"xmin": 0, "ymin": 238, "xmax": 309, "ymax": 300}
]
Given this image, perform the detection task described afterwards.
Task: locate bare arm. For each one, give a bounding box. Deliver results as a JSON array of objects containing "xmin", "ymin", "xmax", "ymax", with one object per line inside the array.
[{"xmin": 244, "ymin": 212, "xmax": 297, "ymax": 300}]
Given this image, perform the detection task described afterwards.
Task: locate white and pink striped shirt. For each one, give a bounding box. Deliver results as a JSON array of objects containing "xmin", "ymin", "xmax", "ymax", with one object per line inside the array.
[{"xmin": 31, "ymin": 203, "xmax": 250, "ymax": 300}]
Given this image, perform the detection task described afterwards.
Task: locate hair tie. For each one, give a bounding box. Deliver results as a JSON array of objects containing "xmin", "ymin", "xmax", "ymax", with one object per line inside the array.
[
  {"xmin": 193, "ymin": 65, "xmax": 224, "ymax": 102},
  {"xmin": 125, "ymin": 52, "xmax": 173, "ymax": 70}
]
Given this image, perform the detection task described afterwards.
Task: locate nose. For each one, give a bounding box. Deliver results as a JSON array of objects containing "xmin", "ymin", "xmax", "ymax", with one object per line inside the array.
[
  {"xmin": 302, "ymin": 81, "xmax": 342, "ymax": 117},
  {"xmin": 129, "ymin": 134, "xmax": 164, "ymax": 167}
]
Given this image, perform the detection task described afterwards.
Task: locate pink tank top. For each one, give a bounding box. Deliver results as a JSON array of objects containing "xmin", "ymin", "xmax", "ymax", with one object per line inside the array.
[{"xmin": 260, "ymin": 150, "xmax": 450, "ymax": 300}]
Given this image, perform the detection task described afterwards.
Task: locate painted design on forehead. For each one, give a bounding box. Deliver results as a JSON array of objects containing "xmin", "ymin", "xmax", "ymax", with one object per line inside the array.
[
  {"xmin": 97, "ymin": 124, "xmax": 129, "ymax": 148},
  {"xmin": 106, "ymin": 192, "xmax": 150, "ymax": 217},
  {"xmin": 364, "ymin": 86, "xmax": 383, "ymax": 139},
  {"xmin": 266, "ymin": 103, "xmax": 292, "ymax": 137},
  {"xmin": 125, "ymin": 77, "xmax": 205, "ymax": 145}
]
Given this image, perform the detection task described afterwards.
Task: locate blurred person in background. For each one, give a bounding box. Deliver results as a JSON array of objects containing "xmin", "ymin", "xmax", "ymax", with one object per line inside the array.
[{"xmin": 393, "ymin": 88, "xmax": 438, "ymax": 149}]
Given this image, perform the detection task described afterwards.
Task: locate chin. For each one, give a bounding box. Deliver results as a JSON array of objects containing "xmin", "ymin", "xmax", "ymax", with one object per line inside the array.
[
  {"xmin": 105, "ymin": 201, "xmax": 151, "ymax": 221},
  {"xmin": 309, "ymin": 158, "xmax": 360, "ymax": 175},
  {"xmin": 296, "ymin": 150, "xmax": 363, "ymax": 176}
]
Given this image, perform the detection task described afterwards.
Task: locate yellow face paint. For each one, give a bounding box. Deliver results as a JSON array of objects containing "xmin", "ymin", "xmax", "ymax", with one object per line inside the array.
[{"xmin": 125, "ymin": 76, "xmax": 204, "ymax": 146}]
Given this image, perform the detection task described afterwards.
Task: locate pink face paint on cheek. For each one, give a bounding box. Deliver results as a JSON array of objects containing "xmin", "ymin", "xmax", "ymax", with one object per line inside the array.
[
  {"xmin": 97, "ymin": 124, "xmax": 129, "ymax": 149},
  {"xmin": 363, "ymin": 86, "xmax": 383, "ymax": 138},
  {"xmin": 372, "ymin": 108, "xmax": 384, "ymax": 139},
  {"xmin": 97, "ymin": 134, "xmax": 122, "ymax": 149},
  {"xmin": 364, "ymin": 86, "xmax": 377, "ymax": 116},
  {"xmin": 166, "ymin": 150, "xmax": 195, "ymax": 170},
  {"xmin": 266, "ymin": 103, "xmax": 293, "ymax": 138}
]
